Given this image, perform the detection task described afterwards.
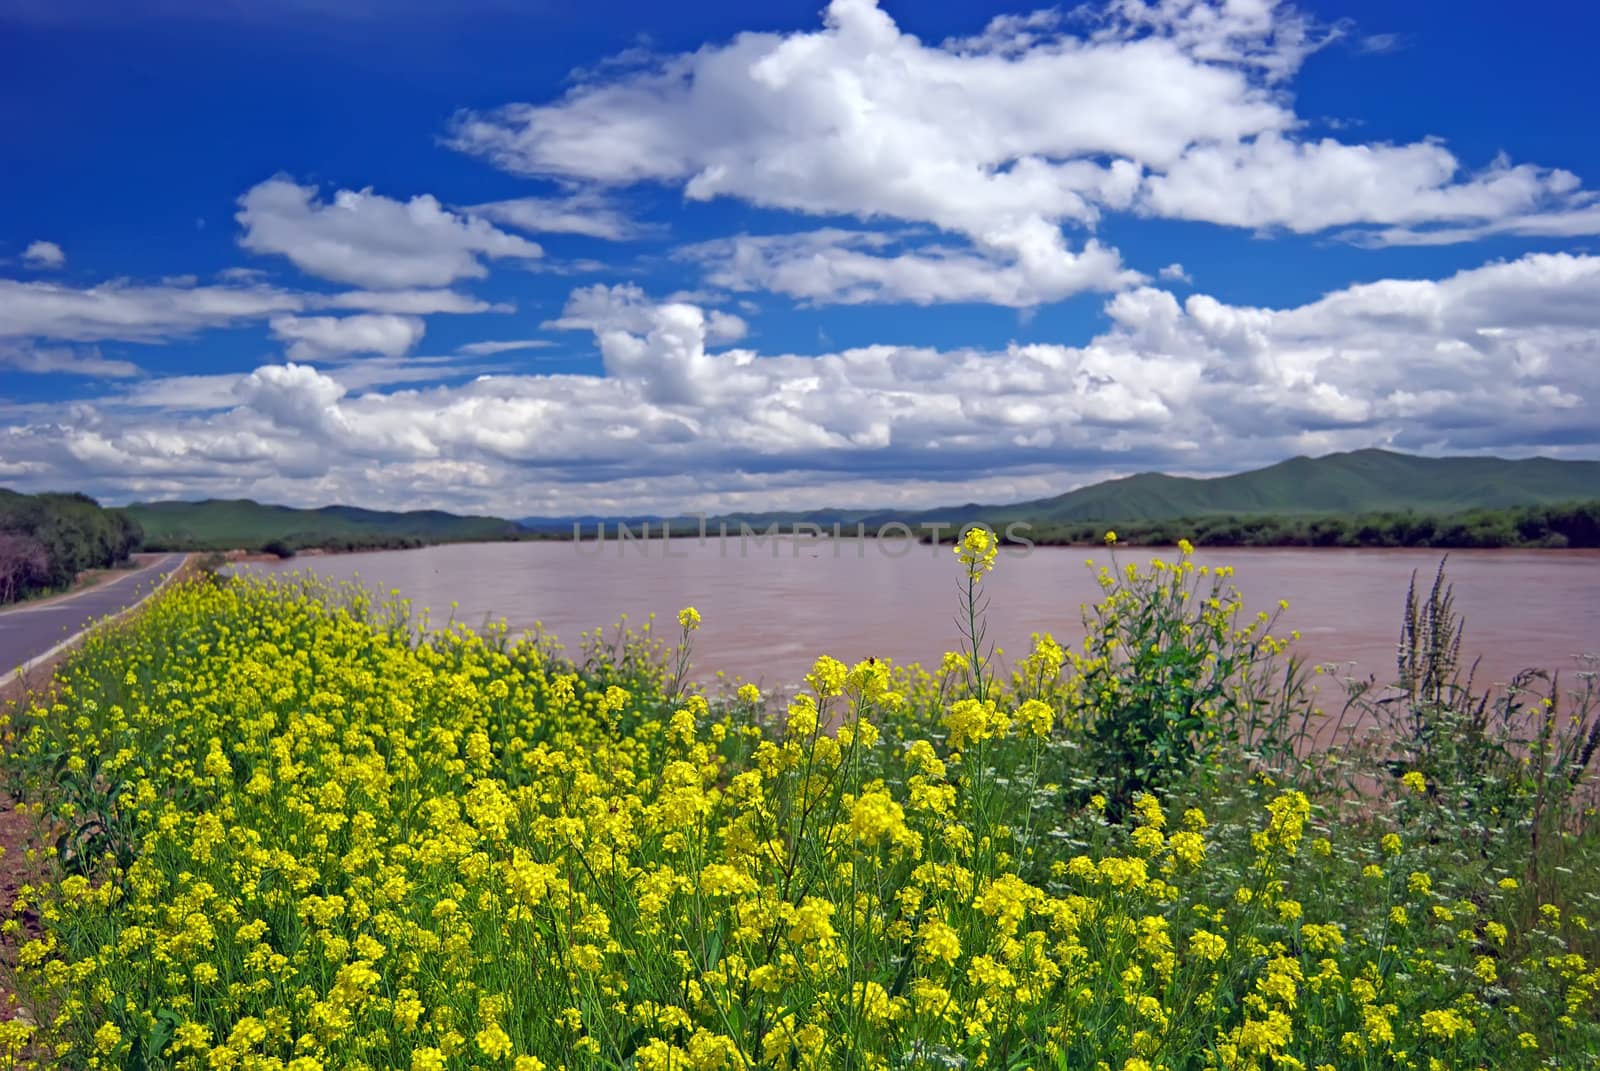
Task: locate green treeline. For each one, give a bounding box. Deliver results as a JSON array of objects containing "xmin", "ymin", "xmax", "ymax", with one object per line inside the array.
[
  {"xmin": 233, "ymin": 530, "xmax": 569, "ymax": 559},
  {"xmin": 127, "ymin": 498, "xmax": 540, "ymax": 555},
  {"xmin": 1002, "ymin": 499, "xmax": 1600, "ymax": 549},
  {"xmin": 0, "ymin": 489, "xmax": 144, "ymax": 605},
  {"xmin": 170, "ymin": 533, "xmax": 471, "ymax": 558}
]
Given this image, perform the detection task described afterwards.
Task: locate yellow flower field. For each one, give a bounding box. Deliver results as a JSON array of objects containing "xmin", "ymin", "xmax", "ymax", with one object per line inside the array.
[{"xmin": 2, "ymin": 537, "xmax": 1596, "ymax": 1070}]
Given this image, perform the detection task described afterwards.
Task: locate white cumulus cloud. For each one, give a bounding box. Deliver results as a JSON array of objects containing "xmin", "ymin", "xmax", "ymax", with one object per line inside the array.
[
  {"xmin": 0, "ymin": 278, "xmax": 304, "ymax": 342},
  {"xmin": 469, "ymin": 193, "xmax": 658, "ymax": 240},
  {"xmin": 1142, "ymin": 137, "xmax": 1580, "ymax": 233},
  {"xmin": 321, "ymin": 289, "xmax": 508, "ymax": 315},
  {"xmin": 682, "ymin": 230, "xmax": 1139, "ymax": 307},
  {"xmin": 300, "ymin": 248, "xmax": 1599, "ymax": 479},
  {"xmin": 449, "ymin": 0, "xmax": 1596, "ymax": 305},
  {"xmin": 269, "ymin": 314, "xmax": 426, "ymax": 362},
  {"xmin": 0, "ymin": 275, "xmax": 499, "ymax": 346},
  {"xmin": 9, "ymin": 252, "xmax": 1588, "ymax": 514},
  {"xmin": 236, "ymin": 176, "xmax": 544, "ymax": 289},
  {"xmin": 0, "ymin": 342, "xmax": 139, "ymax": 377},
  {"xmin": 22, "ymin": 241, "xmax": 66, "ymax": 269}
]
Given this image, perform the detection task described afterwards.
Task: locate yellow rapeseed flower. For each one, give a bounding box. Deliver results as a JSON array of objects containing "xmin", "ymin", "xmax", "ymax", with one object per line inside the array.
[
  {"xmin": 94, "ymin": 1022, "xmax": 122, "ymax": 1054},
  {"xmin": 955, "ymin": 526, "xmax": 999, "ymax": 579},
  {"xmin": 1420, "ymin": 1008, "xmax": 1474, "ymax": 1041},
  {"xmin": 916, "ymin": 918, "xmax": 962, "ymax": 966},
  {"xmin": 1191, "ymin": 930, "xmax": 1228, "ymax": 961}
]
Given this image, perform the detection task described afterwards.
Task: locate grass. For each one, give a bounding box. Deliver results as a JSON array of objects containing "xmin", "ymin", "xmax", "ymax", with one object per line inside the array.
[{"xmin": 0, "ymin": 535, "xmax": 1596, "ymax": 1070}]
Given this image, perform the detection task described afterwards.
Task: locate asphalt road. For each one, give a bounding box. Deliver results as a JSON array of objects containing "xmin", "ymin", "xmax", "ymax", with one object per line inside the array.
[{"xmin": 0, "ymin": 554, "xmax": 187, "ymax": 674}]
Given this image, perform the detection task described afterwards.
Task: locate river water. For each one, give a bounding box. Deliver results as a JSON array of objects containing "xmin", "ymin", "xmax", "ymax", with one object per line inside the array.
[{"xmin": 238, "ymin": 537, "xmax": 1600, "ymax": 702}]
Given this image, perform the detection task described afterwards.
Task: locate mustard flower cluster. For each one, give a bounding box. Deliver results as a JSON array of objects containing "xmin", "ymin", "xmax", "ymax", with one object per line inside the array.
[{"xmin": 0, "ymin": 552, "xmax": 1594, "ymax": 1071}]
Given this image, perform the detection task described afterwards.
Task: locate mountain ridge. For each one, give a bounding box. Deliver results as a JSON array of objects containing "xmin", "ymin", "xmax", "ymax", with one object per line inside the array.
[
  {"xmin": 862, "ymin": 449, "xmax": 1600, "ymax": 527},
  {"xmin": 112, "ymin": 450, "xmax": 1600, "ymax": 548},
  {"xmin": 125, "ymin": 498, "xmax": 525, "ymax": 551}
]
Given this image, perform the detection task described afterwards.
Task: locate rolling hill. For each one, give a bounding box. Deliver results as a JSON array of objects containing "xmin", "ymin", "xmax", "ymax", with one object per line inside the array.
[
  {"xmin": 126, "ymin": 499, "xmax": 526, "ymax": 552},
  {"xmin": 123, "ymin": 451, "xmax": 1600, "ymax": 552},
  {"xmin": 902, "ymin": 449, "xmax": 1600, "ymax": 526}
]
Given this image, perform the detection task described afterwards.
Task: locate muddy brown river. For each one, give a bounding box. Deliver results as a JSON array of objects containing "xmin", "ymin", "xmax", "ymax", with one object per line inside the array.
[{"xmin": 239, "ymin": 538, "xmax": 1600, "ymax": 705}]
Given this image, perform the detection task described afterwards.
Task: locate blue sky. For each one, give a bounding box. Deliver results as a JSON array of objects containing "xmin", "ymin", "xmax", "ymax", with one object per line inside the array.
[{"xmin": 2, "ymin": 0, "xmax": 1598, "ymax": 515}]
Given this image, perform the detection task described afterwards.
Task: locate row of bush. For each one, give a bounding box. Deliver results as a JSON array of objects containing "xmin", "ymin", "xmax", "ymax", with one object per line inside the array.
[
  {"xmin": 145, "ymin": 529, "xmax": 574, "ymax": 558},
  {"xmin": 1004, "ymin": 499, "xmax": 1600, "ymax": 549},
  {"xmin": 0, "ymin": 489, "xmax": 143, "ymax": 605},
  {"xmin": 143, "ymin": 533, "xmax": 437, "ymax": 558}
]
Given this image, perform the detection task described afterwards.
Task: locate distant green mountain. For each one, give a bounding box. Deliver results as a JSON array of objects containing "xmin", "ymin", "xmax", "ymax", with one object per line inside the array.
[
  {"xmin": 527, "ymin": 451, "xmax": 1600, "ymax": 535},
  {"xmin": 126, "ymin": 451, "xmax": 1600, "ymax": 552},
  {"xmin": 126, "ymin": 498, "xmax": 526, "ymax": 552},
  {"xmin": 901, "ymin": 449, "xmax": 1600, "ymax": 526}
]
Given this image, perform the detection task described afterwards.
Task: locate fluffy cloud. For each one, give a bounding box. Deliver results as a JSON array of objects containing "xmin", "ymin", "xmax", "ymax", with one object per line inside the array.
[
  {"xmin": 1142, "ymin": 137, "xmax": 1580, "ymax": 233},
  {"xmin": 234, "ymin": 363, "xmax": 352, "ymax": 437},
  {"xmin": 1346, "ymin": 200, "xmax": 1600, "ymax": 247},
  {"xmin": 449, "ymin": 0, "xmax": 1594, "ymax": 305},
  {"xmin": 682, "ymin": 230, "xmax": 1137, "ymax": 307},
  {"xmin": 107, "ymin": 357, "xmax": 499, "ymax": 413},
  {"xmin": 1090, "ymin": 254, "xmax": 1600, "ymax": 442},
  {"xmin": 545, "ymin": 284, "xmax": 748, "ymax": 346},
  {"xmin": 449, "ymin": 0, "xmax": 1269, "ymax": 304},
  {"xmin": 0, "ymin": 275, "xmax": 501, "ymax": 346},
  {"xmin": 469, "ymin": 193, "xmax": 657, "ymax": 240},
  {"xmin": 236, "ymin": 177, "xmax": 544, "ymax": 289},
  {"xmin": 0, "ymin": 278, "xmax": 303, "ymax": 342},
  {"xmin": 113, "ymin": 374, "xmax": 248, "ymax": 411},
  {"xmin": 449, "ymin": 1, "xmax": 1289, "ymax": 195},
  {"xmin": 7, "ymin": 253, "xmax": 1597, "ymax": 513},
  {"xmin": 0, "ymin": 342, "xmax": 139, "ymax": 377},
  {"xmin": 542, "ymin": 284, "xmax": 748, "ymax": 403},
  {"xmin": 322, "ymin": 289, "xmax": 507, "ymax": 314},
  {"xmin": 269, "ymin": 314, "xmax": 426, "ymax": 361},
  {"xmin": 22, "ymin": 241, "xmax": 66, "ymax": 269}
]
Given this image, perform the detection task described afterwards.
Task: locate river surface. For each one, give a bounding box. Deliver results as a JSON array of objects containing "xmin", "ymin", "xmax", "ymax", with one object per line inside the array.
[{"xmin": 237, "ymin": 538, "xmax": 1600, "ymax": 702}]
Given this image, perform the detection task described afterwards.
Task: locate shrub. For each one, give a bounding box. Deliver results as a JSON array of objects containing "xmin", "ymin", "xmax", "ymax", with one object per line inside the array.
[
  {"xmin": 1066, "ymin": 536, "xmax": 1310, "ymax": 818},
  {"xmin": 1335, "ymin": 561, "xmax": 1600, "ymax": 883},
  {"xmin": 259, "ymin": 538, "xmax": 297, "ymax": 559}
]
